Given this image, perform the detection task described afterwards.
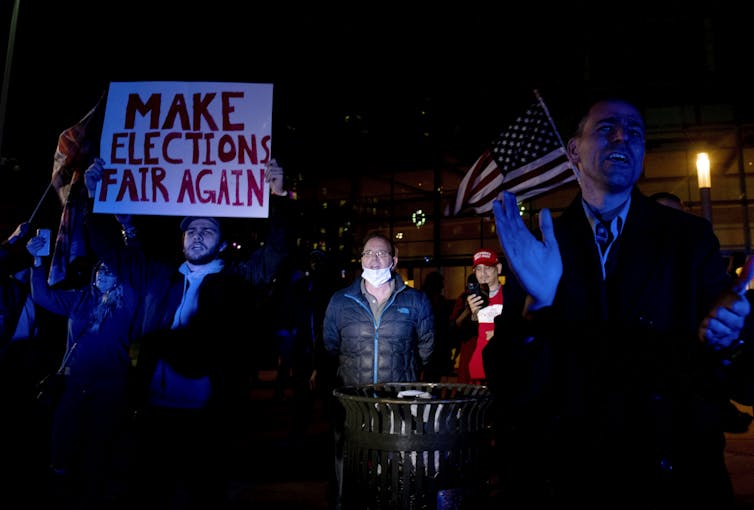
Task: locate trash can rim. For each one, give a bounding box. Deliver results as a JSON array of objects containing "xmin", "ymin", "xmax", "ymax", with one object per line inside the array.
[{"xmin": 333, "ymin": 382, "xmax": 494, "ymax": 405}]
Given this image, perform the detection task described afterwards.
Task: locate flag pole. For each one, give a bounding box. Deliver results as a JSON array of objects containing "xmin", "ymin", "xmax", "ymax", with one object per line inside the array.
[
  {"xmin": 534, "ymin": 89, "xmax": 577, "ymax": 180},
  {"xmin": 0, "ymin": 0, "xmax": 21, "ymax": 156},
  {"xmin": 533, "ymin": 89, "xmax": 568, "ymax": 150},
  {"xmin": 28, "ymin": 181, "xmax": 53, "ymax": 224}
]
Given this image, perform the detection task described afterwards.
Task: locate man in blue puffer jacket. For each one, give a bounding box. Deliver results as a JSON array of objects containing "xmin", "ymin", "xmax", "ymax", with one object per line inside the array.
[
  {"xmin": 323, "ymin": 231, "xmax": 434, "ymax": 508},
  {"xmin": 323, "ymin": 231, "xmax": 434, "ymax": 386}
]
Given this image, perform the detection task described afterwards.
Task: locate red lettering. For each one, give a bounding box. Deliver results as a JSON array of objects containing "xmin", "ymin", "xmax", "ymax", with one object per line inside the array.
[
  {"xmin": 221, "ymin": 92, "xmax": 244, "ymax": 130},
  {"xmin": 97, "ymin": 167, "xmax": 169, "ymax": 203},
  {"xmin": 177, "ymin": 169, "xmax": 197, "ymax": 203},
  {"xmin": 139, "ymin": 166, "xmax": 169, "ymax": 202},
  {"xmin": 196, "ymin": 169, "xmax": 215, "ymax": 204},
  {"xmin": 138, "ymin": 167, "xmax": 149, "ymax": 200},
  {"xmin": 116, "ymin": 169, "xmax": 140, "ymax": 201},
  {"xmin": 261, "ymin": 135, "xmax": 271, "ymax": 164},
  {"xmin": 149, "ymin": 167, "xmax": 169, "ymax": 202},
  {"xmin": 127, "ymin": 133, "xmax": 141, "ymax": 164},
  {"xmin": 247, "ymin": 169, "xmax": 264, "ymax": 206},
  {"xmin": 143, "ymin": 132, "xmax": 160, "ymax": 165},
  {"xmin": 230, "ymin": 170, "xmax": 244, "ymax": 205},
  {"xmin": 125, "ymin": 93, "xmax": 161, "ymax": 129},
  {"xmin": 99, "ymin": 169, "xmax": 119, "ymax": 200},
  {"xmin": 218, "ymin": 134, "xmax": 237, "ymax": 163},
  {"xmin": 216, "ymin": 171, "xmax": 230, "ymax": 205},
  {"xmin": 110, "ymin": 132, "xmax": 172, "ymax": 165},
  {"xmin": 202, "ymin": 134, "xmax": 216, "ymax": 165},
  {"xmin": 174, "ymin": 168, "xmax": 266, "ymax": 206},
  {"xmin": 111, "ymin": 133, "xmax": 127, "ymax": 164},
  {"xmin": 236, "ymin": 134, "xmax": 256, "ymax": 164},
  {"xmin": 193, "ymin": 93, "xmax": 218, "ymax": 131},
  {"xmin": 122, "ymin": 90, "xmax": 248, "ymax": 133},
  {"xmin": 185, "ymin": 133, "xmax": 203, "ymax": 164},
  {"xmin": 163, "ymin": 94, "xmax": 191, "ymax": 130},
  {"xmin": 163, "ymin": 133, "xmax": 183, "ymax": 164}
]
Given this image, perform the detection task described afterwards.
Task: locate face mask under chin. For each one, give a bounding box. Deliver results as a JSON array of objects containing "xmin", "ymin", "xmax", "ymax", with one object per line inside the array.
[{"xmin": 362, "ymin": 266, "xmax": 392, "ymax": 286}]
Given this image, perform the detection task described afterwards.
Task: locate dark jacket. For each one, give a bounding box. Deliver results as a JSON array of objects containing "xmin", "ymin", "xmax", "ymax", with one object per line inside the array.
[
  {"xmin": 29, "ymin": 265, "xmax": 139, "ymax": 386},
  {"xmin": 483, "ymin": 189, "xmax": 743, "ymax": 508},
  {"xmin": 0, "ymin": 240, "xmax": 32, "ymax": 346},
  {"xmin": 86, "ymin": 195, "xmax": 292, "ymax": 411},
  {"xmin": 323, "ymin": 273, "xmax": 434, "ymax": 386}
]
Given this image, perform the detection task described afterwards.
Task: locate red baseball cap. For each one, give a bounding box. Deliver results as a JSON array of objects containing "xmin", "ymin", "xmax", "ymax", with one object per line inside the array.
[{"xmin": 473, "ymin": 249, "xmax": 499, "ymax": 267}]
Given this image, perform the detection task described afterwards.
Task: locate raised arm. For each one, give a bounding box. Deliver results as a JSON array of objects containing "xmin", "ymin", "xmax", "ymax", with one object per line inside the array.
[{"xmin": 492, "ymin": 191, "xmax": 562, "ymax": 315}]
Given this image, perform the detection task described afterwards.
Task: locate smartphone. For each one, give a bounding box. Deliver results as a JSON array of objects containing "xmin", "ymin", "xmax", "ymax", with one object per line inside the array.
[
  {"xmin": 466, "ymin": 275, "xmax": 489, "ymax": 308},
  {"xmin": 37, "ymin": 228, "xmax": 51, "ymax": 257}
]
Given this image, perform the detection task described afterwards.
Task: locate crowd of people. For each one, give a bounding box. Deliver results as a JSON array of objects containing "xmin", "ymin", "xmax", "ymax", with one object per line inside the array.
[{"xmin": 0, "ymin": 93, "xmax": 753, "ymax": 509}]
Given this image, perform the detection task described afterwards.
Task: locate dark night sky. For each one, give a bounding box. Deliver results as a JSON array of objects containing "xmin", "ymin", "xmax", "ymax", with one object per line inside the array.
[{"xmin": 0, "ymin": 1, "xmax": 751, "ymax": 226}]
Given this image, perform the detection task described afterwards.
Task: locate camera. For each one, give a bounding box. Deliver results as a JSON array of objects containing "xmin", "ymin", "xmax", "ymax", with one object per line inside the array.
[{"xmin": 467, "ymin": 274, "xmax": 489, "ymax": 308}]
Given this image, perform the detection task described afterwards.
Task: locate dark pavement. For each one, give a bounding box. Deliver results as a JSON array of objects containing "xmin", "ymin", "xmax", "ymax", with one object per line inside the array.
[
  {"xmin": 0, "ymin": 355, "xmax": 750, "ymax": 509},
  {"xmin": 234, "ymin": 372, "xmax": 754, "ymax": 509},
  {"xmin": 726, "ymin": 401, "xmax": 754, "ymax": 509},
  {"xmin": 227, "ymin": 369, "xmax": 332, "ymax": 509}
]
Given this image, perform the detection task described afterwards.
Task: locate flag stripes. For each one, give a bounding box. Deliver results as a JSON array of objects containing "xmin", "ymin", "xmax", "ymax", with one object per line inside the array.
[{"xmin": 454, "ymin": 95, "xmax": 576, "ymax": 215}]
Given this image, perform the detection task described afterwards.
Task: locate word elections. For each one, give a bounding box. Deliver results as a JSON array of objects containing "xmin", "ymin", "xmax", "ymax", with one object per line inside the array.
[{"xmin": 109, "ymin": 92, "xmax": 271, "ymax": 166}]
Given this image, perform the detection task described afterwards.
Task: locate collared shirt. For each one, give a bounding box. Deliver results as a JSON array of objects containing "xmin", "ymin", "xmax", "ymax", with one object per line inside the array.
[
  {"xmin": 582, "ymin": 197, "xmax": 631, "ymax": 279},
  {"xmin": 361, "ymin": 278, "xmax": 395, "ymax": 318}
]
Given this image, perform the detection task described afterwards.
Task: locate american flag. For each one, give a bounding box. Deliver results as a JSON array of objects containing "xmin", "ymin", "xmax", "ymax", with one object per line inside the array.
[{"xmin": 453, "ymin": 94, "xmax": 576, "ymax": 216}]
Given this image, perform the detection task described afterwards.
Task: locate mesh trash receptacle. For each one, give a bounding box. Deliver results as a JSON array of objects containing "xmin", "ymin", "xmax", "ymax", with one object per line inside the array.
[{"xmin": 333, "ymin": 382, "xmax": 494, "ymax": 510}]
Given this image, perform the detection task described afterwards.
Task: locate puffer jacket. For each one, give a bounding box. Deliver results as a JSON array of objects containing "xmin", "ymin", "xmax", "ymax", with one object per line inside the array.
[{"xmin": 323, "ymin": 274, "xmax": 434, "ymax": 386}]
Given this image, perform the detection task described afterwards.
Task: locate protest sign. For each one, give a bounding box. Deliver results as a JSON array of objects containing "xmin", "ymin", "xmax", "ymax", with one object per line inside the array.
[{"xmin": 94, "ymin": 81, "xmax": 273, "ymax": 218}]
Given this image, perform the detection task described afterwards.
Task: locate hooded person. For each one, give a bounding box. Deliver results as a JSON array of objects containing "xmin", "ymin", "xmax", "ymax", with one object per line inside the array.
[{"xmin": 82, "ymin": 157, "xmax": 294, "ymax": 508}]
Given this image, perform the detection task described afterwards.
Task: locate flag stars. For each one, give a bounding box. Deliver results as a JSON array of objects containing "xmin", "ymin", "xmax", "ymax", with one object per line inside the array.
[{"xmin": 454, "ymin": 97, "xmax": 576, "ymax": 215}]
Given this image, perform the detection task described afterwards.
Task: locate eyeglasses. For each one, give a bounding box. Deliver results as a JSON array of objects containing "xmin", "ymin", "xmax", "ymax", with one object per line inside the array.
[{"xmin": 361, "ymin": 250, "xmax": 392, "ymax": 259}]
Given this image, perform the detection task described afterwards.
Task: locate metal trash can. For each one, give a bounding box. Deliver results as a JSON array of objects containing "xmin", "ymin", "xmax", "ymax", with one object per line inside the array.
[{"xmin": 333, "ymin": 382, "xmax": 494, "ymax": 510}]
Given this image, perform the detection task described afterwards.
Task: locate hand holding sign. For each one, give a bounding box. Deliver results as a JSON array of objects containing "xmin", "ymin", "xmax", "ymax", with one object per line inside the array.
[
  {"xmin": 266, "ymin": 159, "xmax": 285, "ymax": 196},
  {"xmin": 85, "ymin": 158, "xmax": 105, "ymax": 198}
]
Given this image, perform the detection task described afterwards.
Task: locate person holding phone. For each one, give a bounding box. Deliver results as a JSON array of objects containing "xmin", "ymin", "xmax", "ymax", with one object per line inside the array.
[
  {"xmin": 465, "ymin": 249, "xmax": 503, "ymax": 385},
  {"xmin": 26, "ymin": 233, "xmax": 140, "ymax": 508}
]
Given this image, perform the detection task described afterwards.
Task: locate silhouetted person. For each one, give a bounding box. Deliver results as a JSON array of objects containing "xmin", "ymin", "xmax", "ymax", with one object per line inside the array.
[{"xmin": 421, "ymin": 270, "xmax": 455, "ymax": 382}]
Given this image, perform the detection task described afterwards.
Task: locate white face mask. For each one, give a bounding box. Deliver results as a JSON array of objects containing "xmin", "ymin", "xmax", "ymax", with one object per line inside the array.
[{"xmin": 362, "ymin": 266, "xmax": 392, "ymax": 286}]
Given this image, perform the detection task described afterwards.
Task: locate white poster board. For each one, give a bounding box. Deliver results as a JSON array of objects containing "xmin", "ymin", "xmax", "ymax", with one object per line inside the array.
[{"xmin": 94, "ymin": 81, "xmax": 273, "ymax": 218}]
